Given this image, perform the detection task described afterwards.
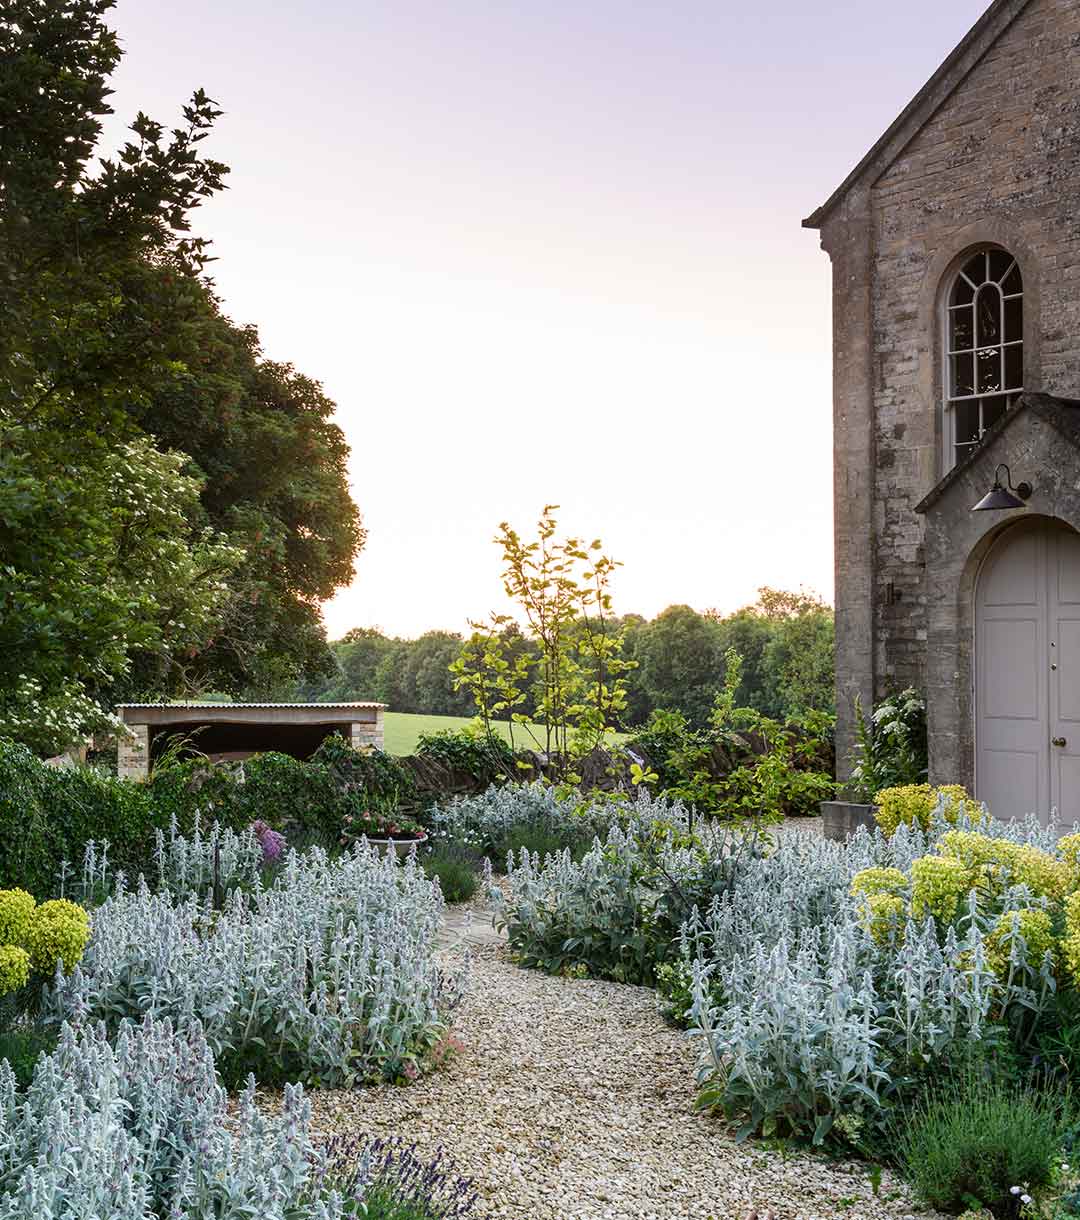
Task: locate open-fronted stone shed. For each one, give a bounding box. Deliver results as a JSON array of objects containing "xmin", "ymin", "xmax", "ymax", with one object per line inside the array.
[{"xmin": 116, "ymin": 702, "xmax": 386, "ymax": 779}]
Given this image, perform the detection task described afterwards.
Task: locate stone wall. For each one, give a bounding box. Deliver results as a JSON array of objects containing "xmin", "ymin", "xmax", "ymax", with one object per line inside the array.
[
  {"xmin": 819, "ymin": 0, "xmax": 1080, "ymax": 773},
  {"xmin": 350, "ymin": 708, "xmax": 385, "ymax": 751},
  {"xmin": 118, "ymin": 724, "xmax": 150, "ymax": 781}
]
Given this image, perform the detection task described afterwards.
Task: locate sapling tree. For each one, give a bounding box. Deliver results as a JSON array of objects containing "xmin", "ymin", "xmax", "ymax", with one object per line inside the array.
[
  {"xmin": 448, "ymin": 616, "xmax": 530, "ymax": 749},
  {"xmin": 453, "ymin": 506, "xmax": 635, "ymax": 779}
]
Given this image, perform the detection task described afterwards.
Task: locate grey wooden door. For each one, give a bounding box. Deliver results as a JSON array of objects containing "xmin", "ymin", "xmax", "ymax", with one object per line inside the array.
[
  {"xmin": 975, "ymin": 521, "xmax": 1050, "ymax": 823},
  {"xmin": 1049, "ymin": 524, "xmax": 1080, "ymax": 824}
]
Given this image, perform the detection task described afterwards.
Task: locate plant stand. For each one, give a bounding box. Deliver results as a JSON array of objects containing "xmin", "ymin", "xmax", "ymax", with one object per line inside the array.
[
  {"xmin": 366, "ymin": 832, "xmax": 427, "ymax": 860},
  {"xmin": 819, "ymin": 801, "xmax": 877, "ymax": 841}
]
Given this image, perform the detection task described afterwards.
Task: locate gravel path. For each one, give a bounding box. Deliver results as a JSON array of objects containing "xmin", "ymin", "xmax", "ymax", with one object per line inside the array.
[{"xmin": 308, "ymin": 943, "xmax": 935, "ymax": 1220}]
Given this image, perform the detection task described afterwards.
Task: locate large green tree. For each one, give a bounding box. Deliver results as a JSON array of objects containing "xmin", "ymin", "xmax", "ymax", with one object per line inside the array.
[
  {"xmin": 0, "ymin": 431, "xmax": 242, "ymax": 753},
  {"xmin": 754, "ymin": 588, "xmax": 835, "ymax": 717},
  {"xmin": 121, "ymin": 282, "xmax": 364, "ymax": 695},
  {"xmin": 630, "ymin": 604, "xmax": 723, "ymax": 728},
  {"xmin": 0, "ymin": 0, "xmax": 363, "ymax": 746}
]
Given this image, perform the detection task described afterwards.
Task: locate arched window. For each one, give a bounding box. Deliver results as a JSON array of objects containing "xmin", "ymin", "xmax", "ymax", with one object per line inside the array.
[{"xmin": 945, "ymin": 248, "xmax": 1023, "ymax": 468}]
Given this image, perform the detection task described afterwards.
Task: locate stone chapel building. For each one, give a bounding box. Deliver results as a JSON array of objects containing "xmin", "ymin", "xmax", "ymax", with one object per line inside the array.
[{"xmin": 805, "ymin": 0, "xmax": 1080, "ymax": 824}]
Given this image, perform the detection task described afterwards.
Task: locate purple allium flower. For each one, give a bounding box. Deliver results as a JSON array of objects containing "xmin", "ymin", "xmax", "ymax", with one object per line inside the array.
[{"xmin": 250, "ymin": 820, "xmax": 286, "ymax": 862}]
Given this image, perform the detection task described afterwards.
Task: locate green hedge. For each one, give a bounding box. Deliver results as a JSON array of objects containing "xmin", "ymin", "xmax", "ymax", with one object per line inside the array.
[{"xmin": 0, "ymin": 737, "xmax": 417, "ymax": 898}]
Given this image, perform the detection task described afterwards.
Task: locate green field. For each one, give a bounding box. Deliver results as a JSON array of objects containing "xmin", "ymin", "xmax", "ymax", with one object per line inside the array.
[{"xmin": 381, "ymin": 712, "xmax": 625, "ymax": 757}]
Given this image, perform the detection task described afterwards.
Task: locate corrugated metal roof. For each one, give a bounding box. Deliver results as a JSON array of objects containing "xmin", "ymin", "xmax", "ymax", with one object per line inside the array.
[{"xmin": 116, "ymin": 702, "xmax": 386, "ymax": 710}]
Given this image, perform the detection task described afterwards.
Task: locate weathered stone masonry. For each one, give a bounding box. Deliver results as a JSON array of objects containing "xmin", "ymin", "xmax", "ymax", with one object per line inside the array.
[{"xmin": 807, "ymin": 0, "xmax": 1080, "ymax": 779}]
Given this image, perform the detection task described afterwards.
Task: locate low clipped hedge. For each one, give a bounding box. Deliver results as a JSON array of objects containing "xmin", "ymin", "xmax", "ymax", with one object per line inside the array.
[{"xmin": 0, "ymin": 737, "xmax": 416, "ymax": 898}]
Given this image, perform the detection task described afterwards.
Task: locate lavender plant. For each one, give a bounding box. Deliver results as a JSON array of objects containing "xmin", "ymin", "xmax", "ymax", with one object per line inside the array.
[
  {"xmin": 324, "ymin": 1134, "xmax": 481, "ymax": 1219},
  {"xmin": 0, "ymin": 1015, "xmax": 352, "ymax": 1219},
  {"xmin": 47, "ymin": 840, "xmax": 459, "ymax": 1088}
]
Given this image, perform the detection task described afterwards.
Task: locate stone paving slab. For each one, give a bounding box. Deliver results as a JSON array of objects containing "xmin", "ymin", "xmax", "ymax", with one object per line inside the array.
[{"xmin": 438, "ymin": 904, "xmax": 506, "ymax": 950}]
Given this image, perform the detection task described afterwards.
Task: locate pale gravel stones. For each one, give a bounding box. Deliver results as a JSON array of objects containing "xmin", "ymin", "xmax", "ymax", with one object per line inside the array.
[{"xmin": 306, "ymin": 944, "xmax": 941, "ymax": 1220}]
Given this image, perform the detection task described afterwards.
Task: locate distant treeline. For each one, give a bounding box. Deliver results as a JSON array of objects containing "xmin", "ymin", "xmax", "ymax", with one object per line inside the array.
[{"xmin": 299, "ymin": 588, "xmax": 834, "ymax": 728}]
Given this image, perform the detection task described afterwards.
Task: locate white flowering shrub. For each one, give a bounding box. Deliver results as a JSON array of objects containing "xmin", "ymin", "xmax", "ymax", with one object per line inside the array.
[
  {"xmin": 0, "ymin": 1016, "xmax": 352, "ymax": 1220},
  {"xmin": 48, "ymin": 841, "xmax": 456, "ymax": 1088}
]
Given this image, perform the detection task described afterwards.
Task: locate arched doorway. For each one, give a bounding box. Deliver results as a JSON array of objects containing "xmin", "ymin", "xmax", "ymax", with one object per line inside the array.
[{"xmin": 976, "ymin": 518, "xmax": 1080, "ymax": 825}]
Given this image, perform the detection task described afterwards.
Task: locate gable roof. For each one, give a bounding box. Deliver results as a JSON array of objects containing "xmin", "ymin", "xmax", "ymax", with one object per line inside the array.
[
  {"xmin": 915, "ymin": 392, "xmax": 1080, "ymax": 513},
  {"xmin": 803, "ymin": 0, "xmax": 1033, "ymax": 229}
]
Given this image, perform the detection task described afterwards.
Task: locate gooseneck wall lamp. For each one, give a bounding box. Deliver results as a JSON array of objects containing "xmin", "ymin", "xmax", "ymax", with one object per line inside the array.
[{"xmin": 972, "ymin": 463, "xmax": 1033, "ymax": 512}]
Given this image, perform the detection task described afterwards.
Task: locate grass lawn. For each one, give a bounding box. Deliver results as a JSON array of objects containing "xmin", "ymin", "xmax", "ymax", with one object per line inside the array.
[{"xmin": 382, "ymin": 711, "xmax": 625, "ymax": 757}]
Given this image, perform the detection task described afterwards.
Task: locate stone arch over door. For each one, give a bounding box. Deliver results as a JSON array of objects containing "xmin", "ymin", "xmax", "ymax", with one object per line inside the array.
[
  {"xmin": 974, "ymin": 518, "xmax": 1080, "ymax": 823},
  {"xmin": 914, "ymin": 393, "xmax": 1080, "ymax": 819}
]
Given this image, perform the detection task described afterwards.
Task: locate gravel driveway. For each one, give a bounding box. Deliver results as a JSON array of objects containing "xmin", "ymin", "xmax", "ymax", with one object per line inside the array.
[{"xmin": 307, "ymin": 942, "xmax": 936, "ymax": 1220}]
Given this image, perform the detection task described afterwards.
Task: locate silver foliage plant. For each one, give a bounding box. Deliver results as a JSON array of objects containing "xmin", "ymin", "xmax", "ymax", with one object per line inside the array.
[
  {"xmin": 71, "ymin": 815, "xmax": 266, "ymax": 904},
  {"xmin": 490, "ymin": 801, "xmax": 1065, "ymax": 1143},
  {"xmin": 494, "ymin": 820, "xmax": 701, "ymax": 939},
  {"xmin": 686, "ymin": 815, "xmax": 1063, "ymax": 1143},
  {"xmin": 0, "ymin": 1015, "xmax": 354, "ymax": 1220},
  {"xmin": 48, "ymin": 840, "xmax": 457, "ymax": 1087},
  {"xmin": 487, "ymin": 794, "xmax": 755, "ymax": 981},
  {"xmin": 431, "ymin": 782, "xmax": 684, "ymax": 858},
  {"xmin": 431, "ymin": 782, "xmax": 580, "ymax": 853},
  {"xmin": 152, "ymin": 814, "xmax": 266, "ymax": 897}
]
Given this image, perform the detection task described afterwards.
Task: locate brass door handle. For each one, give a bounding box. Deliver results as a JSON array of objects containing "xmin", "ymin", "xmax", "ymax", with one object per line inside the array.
[{"xmin": 1053, "ymin": 737, "xmax": 1068, "ymax": 747}]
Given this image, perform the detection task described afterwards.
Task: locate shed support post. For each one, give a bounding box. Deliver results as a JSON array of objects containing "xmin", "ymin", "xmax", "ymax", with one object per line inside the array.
[{"xmin": 118, "ymin": 723, "xmax": 150, "ymax": 780}]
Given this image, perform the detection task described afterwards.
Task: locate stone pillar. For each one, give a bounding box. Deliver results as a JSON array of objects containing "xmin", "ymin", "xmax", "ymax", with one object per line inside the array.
[
  {"xmin": 350, "ymin": 709, "xmax": 385, "ymax": 752},
  {"xmin": 821, "ymin": 191, "xmax": 876, "ymax": 780},
  {"xmin": 118, "ymin": 723, "xmax": 150, "ymax": 780}
]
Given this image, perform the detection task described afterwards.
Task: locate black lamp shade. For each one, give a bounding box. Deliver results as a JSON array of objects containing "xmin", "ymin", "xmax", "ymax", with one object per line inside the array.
[
  {"xmin": 972, "ymin": 464, "xmax": 1032, "ymax": 512},
  {"xmin": 972, "ymin": 484, "xmax": 1028, "ymax": 511}
]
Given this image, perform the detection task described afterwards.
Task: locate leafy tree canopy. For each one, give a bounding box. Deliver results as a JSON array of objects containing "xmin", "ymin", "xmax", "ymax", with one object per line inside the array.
[
  {"xmin": 308, "ymin": 588, "xmax": 835, "ymax": 729},
  {"xmin": 0, "ymin": 0, "xmax": 363, "ymax": 748}
]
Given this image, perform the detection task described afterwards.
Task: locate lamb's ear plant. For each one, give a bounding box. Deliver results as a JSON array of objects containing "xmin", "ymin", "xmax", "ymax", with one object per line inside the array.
[
  {"xmin": 680, "ymin": 812, "xmax": 1080, "ymax": 1146},
  {"xmin": 0, "ymin": 1016, "xmax": 355, "ymax": 1219},
  {"xmin": 47, "ymin": 834, "xmax": 461, "ymax": 1089},
  {"xmin": 489, "ymin": 796, "xmax": 768, "ymax": 984}
]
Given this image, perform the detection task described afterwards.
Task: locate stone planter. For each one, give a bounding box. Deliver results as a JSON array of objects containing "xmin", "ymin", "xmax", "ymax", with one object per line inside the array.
[
  {"xmin": 367, "ymin": 832, "xmax": 428, "ymax": 860},
  {"xmin": 820, "ymin": 801, "xmax": 878, "ymax": 841}
]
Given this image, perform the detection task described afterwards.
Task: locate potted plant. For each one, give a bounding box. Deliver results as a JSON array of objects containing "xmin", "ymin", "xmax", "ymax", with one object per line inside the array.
[
  {"xmin": 822, "ymin": 689, "xmax": 928, "ymax": 840},
  {"xmin": 341, "ymin": 810, "xmax": 427, "ymax": 859}
]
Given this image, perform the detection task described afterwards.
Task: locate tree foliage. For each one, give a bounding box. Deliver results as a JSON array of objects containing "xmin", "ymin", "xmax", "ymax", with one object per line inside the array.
[
  {"xmin": 121, "ymin": 287, "xmax": 364, "ymax": 695},
  {"xmin": 0, "ymin": 434, "xmax": 242, "ymax": 754},
  {"xmin": 488, "ymin": 506, "xmax": 634, "ymax": 760},
  {"xmin": 0, "ymin": 0, "xmax": 363, "ymax": 747},
  {"xmin": 305, "ymin": 587, "xmax": 836, "ymax": 730}
]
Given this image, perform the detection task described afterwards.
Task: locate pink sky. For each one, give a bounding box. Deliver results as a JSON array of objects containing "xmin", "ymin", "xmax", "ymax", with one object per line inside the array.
[{"xmin": 102, "ymin": 0, "xmax": 989, "ymax": 638}]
